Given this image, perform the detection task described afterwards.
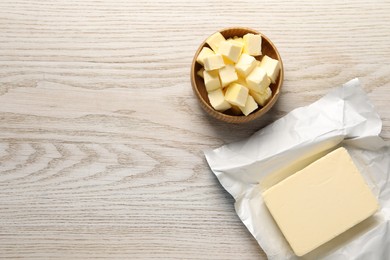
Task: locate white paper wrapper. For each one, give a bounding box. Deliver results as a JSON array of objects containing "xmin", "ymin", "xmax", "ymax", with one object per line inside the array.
[{"xmin": 205, "ymin": 79, "xmax": 390, "ymax": 260}]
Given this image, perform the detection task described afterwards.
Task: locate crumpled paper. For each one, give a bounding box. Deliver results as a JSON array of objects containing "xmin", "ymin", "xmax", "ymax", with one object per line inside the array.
[{"xmin": 205, "ymin": 79, "xmax": 390, "ymax": 260}]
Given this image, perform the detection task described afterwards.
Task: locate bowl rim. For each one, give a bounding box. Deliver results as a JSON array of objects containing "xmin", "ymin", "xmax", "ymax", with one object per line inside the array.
[{"xmin": 191, "ymin": 27, "xmax": 284, "ymax": 124}]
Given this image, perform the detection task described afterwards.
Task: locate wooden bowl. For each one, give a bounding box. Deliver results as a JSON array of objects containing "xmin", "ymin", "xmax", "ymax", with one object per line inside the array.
[{"xmin": 191, "ymin": 27, "xmax": 284, "ymax": 124}]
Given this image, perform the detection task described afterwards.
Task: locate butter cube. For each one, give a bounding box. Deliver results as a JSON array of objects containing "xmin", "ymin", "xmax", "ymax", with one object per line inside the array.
[
  {"xmin": 197, "ymin": 67, "xmax": 204, "ymax": 78},
  {"xmin": 232, "ymin": 36, "xmax": 244, "ymax": 45},
  {"xmin": 224, "ymin": 83, "xmax": 249, "ymax": 107},
  {"xmin": 203, "ymin": 54, "xmax": 225, "ymax": 71},
  {"xmin": 236, "ymin": 75, "xmax": 248, "ymax": 87},
  {"xmin": 203, "ymin": 70, "xmax": 221, "ymax": 92},
  {"xmin": 243, "ymin": 33, "xmax": 262, "ymax": 56},
  {"xmin": 207, "ymin": 88, "xmax": 232, "ymax": 112},
  {"xmin": 206, "ymin": 32, "xmax": 226, "ymax": 52},
  {"xmin": 217, "ymin": 41, "xmax": 243, "ymax": 63},
  {"xmin": 235, "ymin": 53, "xmax": 256, "ymax": 77},
  {"xmin": 246, "ymin": 66, "xmax": 271, "ymax": 93},
  {"xmin": 239, "ymin": 94, "xmax": 258, "ymax": 116},
  {"xmin": 196, "ymin": 47, "xmax": 214, "ymax": 66},
  {"xmin": 250, "ymin": 87, "xmax": 272, "ymax": 106},
  {"xmin": 259, "ymin": 55, "xmax": 280, "ymax": 83},
  {"xmin": 219, "ymin": 64, "xmax": 238, "ymax": 87},
  {"xmin": 262, "ymin": 147, "xmax": 379, "ymax": 256},
  {"xmin": 223, "ymin": 56, "xmax": 235, "ymax": 65},
  {"xmin": 227, "ymin": 37, "xmax": 244, "ymax": 47}
]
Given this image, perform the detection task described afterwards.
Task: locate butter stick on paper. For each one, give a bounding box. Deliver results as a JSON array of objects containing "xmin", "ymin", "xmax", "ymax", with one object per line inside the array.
[
  {"xmin": 205, "ymin": 79, "xmax": 390, "ymax": 260},
  {"xmin": 263, "ymin": 147, "xmax": 379, "ymax": 257}
]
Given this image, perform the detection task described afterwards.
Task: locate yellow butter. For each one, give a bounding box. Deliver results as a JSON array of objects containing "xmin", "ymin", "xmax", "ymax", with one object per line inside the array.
[
  {"xmin": 203, "ymin": 70, "xmax": 221, "ymax": 92},
  {"xmin": 243, "ymin": 33, "xmax": 262, "ymax": 56},
  {"xmin": 250, "ymin": 87, "xmax": 272, "ymax": 106},
  {"xmin": 217, "ymin": 41, "xmax": 243, "ymax": 63},
  {"xmin": 262, "ymin": 147, "xmax": 379, "ymax": 257},
  {"xmin": 246, "ymin": 66, "xmax": 271, "ymax": 93},
  {"xmin": 224, "ymin": 83, "xmax": 249, "ymax": 107},
  {"xmin": 259, "ymin": 55, "xmax": 280, "ymax": 83},
  {"xmin": 232, "ymin": 36, "xmax": 244, "ymax": 45},
  {"xmin": 227, "ymin": 37, "xmax": 244, "ymax": 47},
  {"xmin": 196, "ymin": 47, "xmax": 214, "ymax": 66},
  {"xmin": 239, "ymin": 94, "xmax": 258, "ymax": 116},
  {"xmin": 207, "ymin": 88, "xmax": 232, "ymax": 111},
  {"xmin": 197, "ymin": 67, "xmax": 204, "ymax": 78},
  {"xmin": 196, "ymin": 32, "xmax": 279, "ymax": 116},
  {"xmin": 235, "ymin": 53, "xmax": 256, "ymax": 77},
  {"xmin": 203, "ymin": 54, "xmax": 225, "ymax": 71},
  {"xmin": 219, "ymin": 64, "xmax": 238, "ymax": 88},
  {"xmin": 223, "ymin": 56, "xmax": 235, "ymax": 65},
  {"xmin": 206, "ymin": 32, "xmax": 226, "ymax": 52},
  {"xmin": 235, "ymin": 75, "xmax": 248, "ymax": 87}
]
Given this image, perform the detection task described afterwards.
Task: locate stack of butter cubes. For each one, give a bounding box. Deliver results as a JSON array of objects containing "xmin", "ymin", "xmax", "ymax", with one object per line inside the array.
[{"xmin": 196, "ymin": 32, "xmax": 280, "ymax": 116}]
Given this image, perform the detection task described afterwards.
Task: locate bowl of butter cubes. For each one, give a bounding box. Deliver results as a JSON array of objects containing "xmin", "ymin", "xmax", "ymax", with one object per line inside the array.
[{"xmin": 191, "ymin": 27, "xmax": 284, "ymax": 123}]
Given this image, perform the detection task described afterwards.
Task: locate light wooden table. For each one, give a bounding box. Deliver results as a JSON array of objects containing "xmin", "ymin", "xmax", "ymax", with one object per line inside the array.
[{"xmin": 1, "ymin": 1, "xmax": 389, "ymax": 259}]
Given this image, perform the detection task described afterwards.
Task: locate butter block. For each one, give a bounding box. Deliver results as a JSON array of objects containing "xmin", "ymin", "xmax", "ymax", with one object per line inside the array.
[
  {"xmin": 206, "ymin": 32, "xmax": 226, "ymax": 52},
  {"xmin": 259, "ymin": 55, "xmax": 280, "ymax": 83},
  {"xmin": 246, "ymin": 66, "xmax": 271, "ymax": 93},
  {"xmin": 203, "ymin": 70, "xmax": 221, "ymax": 92},
  {"xmin": 250, "ymin": 87, "xmax": 272, "ymax": 106},
  {"xmin": 224, "ymin": 83, "xmax": 249, "ymax": 107},
  {"xmin": 196, "ymin": 47, "xmax": 214, "ymax": 66},
  {"xmin": 207, "ymin": 88, "xmax": 232, "ymax": 111},
  {"xmin": 236, "ymin": 75, "xmax": 248, "ymax": 87},
  {"xmin": 262, "ymin": 147, "xmax": 379, "ymax": 257},
  {"xmin": 217, "ymin": 41, "xmax": 243, "ymax": 63},
  {"xmin": 239, "ymin": 94, "xmax": 258, "ymax": 116},
  {"xmin": 232, "ymin": 36, "xmax": 244, "ymax": 45},
  {"xmin": 243, "ymin": 33, "xmax": 262, "ymax": 56},
  {"xmin": 235, "ymin": 53, "xmax": 257, "ymax": 77},
  {"xmin": 203, "ymin": 54, "xmax": 225, "ymax": 71},
  {"xmin": 223, "ymin": 56, "xmax": 235, "ymax": 65},
  {"xmin": 227, "ymin": 37, "xmax": 244, "ymax": 47},
  {"xmin": 219, "ymin": 64, "xmax": 238, "ymax": 87}
]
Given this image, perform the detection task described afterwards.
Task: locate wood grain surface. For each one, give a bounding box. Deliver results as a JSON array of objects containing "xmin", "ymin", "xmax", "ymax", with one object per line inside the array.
[{"xmin": 1, "ymin": 0, "xmax": 389, "ymax": 259}]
